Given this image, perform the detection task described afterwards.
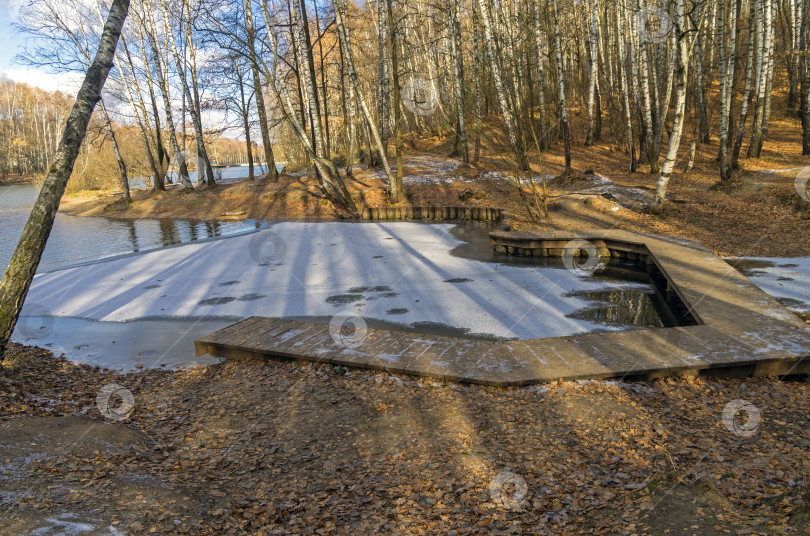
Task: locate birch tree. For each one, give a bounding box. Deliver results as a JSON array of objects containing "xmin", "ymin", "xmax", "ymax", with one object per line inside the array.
[
  {"xmin": 0, "ymin": 0, "xmax": 130, "ymax": 358},
  {"xmin": 650, "ymin": 0, "xmax": 689, "ymax": 214}
]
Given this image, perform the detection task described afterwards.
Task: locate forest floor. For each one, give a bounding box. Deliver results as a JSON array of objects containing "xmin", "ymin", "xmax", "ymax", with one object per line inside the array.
[
  {"xmin": 1, "ymin": 343, "xmax": 809, "ymax": 535},
  {"xmin": 60, "ymin": 115, "xmax": 810, "ymax": 258}
]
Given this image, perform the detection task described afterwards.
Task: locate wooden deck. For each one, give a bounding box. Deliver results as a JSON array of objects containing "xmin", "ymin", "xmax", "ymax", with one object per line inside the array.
[{"xmin": 195, "ymin": 229, "xmax": 810, "ymax": 386}]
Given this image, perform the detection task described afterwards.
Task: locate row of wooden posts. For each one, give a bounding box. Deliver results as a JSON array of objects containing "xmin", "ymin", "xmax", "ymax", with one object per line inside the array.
[
  {"xmin": 492, "ymin": 242, "xmax": 657, "ymax": 264},
  {"xmin": 360, "ymin": 206, "xmax": 503, "ymax": 222}
]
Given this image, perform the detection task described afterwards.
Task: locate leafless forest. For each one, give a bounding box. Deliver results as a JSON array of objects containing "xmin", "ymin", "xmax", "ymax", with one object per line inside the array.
[{"xmin": 3, "ymin": 0, "xmax": 809, "ymax": 211}]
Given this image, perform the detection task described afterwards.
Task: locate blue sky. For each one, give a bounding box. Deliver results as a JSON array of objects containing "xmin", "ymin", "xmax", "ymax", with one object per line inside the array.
[
  {"xmin": 0, "ymin": 2, "xmax": 22, "ymax": 70},
  {"xmin": 0, "ymin": 4, "xmax": 82, "ymax": 91}
]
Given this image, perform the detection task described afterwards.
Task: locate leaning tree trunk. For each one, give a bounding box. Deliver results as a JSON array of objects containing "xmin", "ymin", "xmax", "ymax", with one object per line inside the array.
[
  {"xmin": 650, "ymin": 0, "xmax": 688, "ymax": 215},
  {"xmin": 0, "ymin": 0, "xmax": 130, "ymax": 358}
]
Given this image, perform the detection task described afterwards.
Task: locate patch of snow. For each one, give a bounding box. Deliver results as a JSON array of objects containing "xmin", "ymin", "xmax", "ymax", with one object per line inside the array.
[{"xmin": 29, "ymin": 513, "xmax": 125, "ymax": 536}]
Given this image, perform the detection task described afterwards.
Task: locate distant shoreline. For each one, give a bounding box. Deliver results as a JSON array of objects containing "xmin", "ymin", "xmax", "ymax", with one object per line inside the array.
[{"xmin": 0, "ymin": 174, "xmax": 34, "ymax": 186}]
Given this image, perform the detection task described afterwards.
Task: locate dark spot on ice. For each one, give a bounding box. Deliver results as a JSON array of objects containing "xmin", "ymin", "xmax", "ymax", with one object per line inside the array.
[
  {"xmin": 143, "ymin": 284, "xmax": 161, "ymax": 290},
  {"xmin": 372, "ymin": 286, "xmax": 392, "ymax": 292},
  {"xmin": 238, "ymin": 293, "xmax": 266, "ymax": 302},
  {"xmin": 777, "ymin": 276, "xmax": 794, "ymax": 281},
  {"xmin": 138, "ymin": 350, "xmax": 158, "ymax": 356},
  {"xmin": 219, "ymin": 280, "xmax": 240, "ymax": 287},
  {"xmin": 373, "ymin": 255, "xmax": 384, "ymax": 259},
  {"xmin": 73, "ymin": 344, "xmax": 89, "ymax": 350},
  {"xmin": 387, "ymin": 308, "xmax": 409, "ymax": 315},
  {"xmin": 347, "ymin": 286, "xmax": 370, "ymax": 293},
  {"xmin": 779, "ymin": 263, "xmax": 799, "ymax": 268},
  {"xmin": 326, "ymin": 294, "xmax": 364, "ymax": 305},
  {"xmin": 381, "ymin": 292, "xmax": 399, "ymax": 298},
  {"xmin": 443, "ymin": 278, "xmax": 473, "ymax": 283},
  {"xmin": 198, "ymin": 296, "xmax": 237, "ymax": 306}
]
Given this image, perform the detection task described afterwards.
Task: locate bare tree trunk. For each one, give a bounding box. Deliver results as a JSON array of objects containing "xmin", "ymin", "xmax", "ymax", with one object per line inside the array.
[
  {"xmin": 386, "ymin": 0, "xmax": 406, "ymax": 202},
  {"xmin": 585, "ymin": 0, "xmax": 600, "ymax": 146},
  {"xmin": 0, "ymin": 0, "xmax": 129, "ymax": 358},
  {"xmin": 158, "ymin": 0, "xmax": 215, "ymax": 186},
  {"xmin": 338, "ymin": 42, "xmax": 356, "ymax": 177},
  {"xmin": 637, "ymin": 0, "xmax": 657, "ymax": 172},
  {"xmin": 377, "ymin": 0, "xmax": 391, "ymax": 164},
  {"xmin": 617, "ymin": 0, "xmax": 637, "ymax": 172},
  {"xmin": 802, "ymin": 0, "xmax": 810, "ymax": 154},
  {"xmin": 449, "ymin": 0, "xmax": 469, "ymax": 163},
  {"xmin": 748, "ymin": 0, "xmax": 771, "ymax": 157},
  {"xmin": 531, "ymin": 0, "xmax": 548, "ymax": 150},
  {"xmin": 719, "ymin": 0, "xmax": 739, "ymax": 181},
  {"xmin": 473, "ymin": 2, "xmax": 484, "ymax": 161},
  {"xmin": 651, "ymin": 0, "xmax": 688, "ymax": 214},
  {"xmin": 244, "ymin": 0, "xmax": 278, "ymax": 181},
  {"xmin": 693, "ymin": 9, "xmax": 710, "ymax": 144},
  {"xmin": 141, "ymin": 7, "xmax": 191, "ymax": 188},
  {"xmin": 233, "ymin": 58, "xmax": 254, "ymax": 181},
  {"xmin": 334, "ymin": 0, "xmax": 397, "ymax": 199},
  {"xmin": 476, "ymin": 0, "xmax": 529, "ymax": 171},
  {"xmin": 552, "ymin": 0, "xmax": 572, "ymax": 172},
  {"xmin": 118, "ymin": 33, "xmax": 167, "ymax": 191},
  {"xmin": 732, "ymin": 0, "xmax": 756, "ymax": 168},
  {"xmin": 99, "ymin": 99, "xmax": 129, "ymax": 202}
]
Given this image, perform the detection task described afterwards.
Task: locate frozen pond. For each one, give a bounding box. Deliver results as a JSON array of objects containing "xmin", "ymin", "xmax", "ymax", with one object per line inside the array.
[{"xmin": 13, "ymin": 221, "xmax": 676, "ymax": 371}]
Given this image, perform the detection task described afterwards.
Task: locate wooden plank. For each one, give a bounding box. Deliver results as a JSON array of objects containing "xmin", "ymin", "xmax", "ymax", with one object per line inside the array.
[
  {"xmin": 242, "ymin": 320, "xmax": 304, "ymax": 350},
  {"xmin": 332, "ymin": 331, "xmax": 406, "ymax": 370},
  {"xmin": 196, "ymin": 316, "xmax": 262, "ymax": 345},
  {"xmin": 403, "ymin": 337, "xmax": 463, "ymax": 380},
  {"xmin": 226, "ymin": 317, "xmax": 289, "ymax": 348},
  {"xmin": 361, "ymin": 333, "xmax": 432, "ymax": 374},
  {"xmin": 294, "ymin": 329, "xmax": 349, "ymax": 363},
  {"xmin": 265, "ymin": 325, "xmax": 333, "ymax": 358}
]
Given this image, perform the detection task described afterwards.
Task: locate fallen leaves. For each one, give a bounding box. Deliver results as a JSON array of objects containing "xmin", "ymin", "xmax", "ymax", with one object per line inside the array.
[{"xmin": 1, "ymin": 344, "xmax": 809, "ymax": 534}]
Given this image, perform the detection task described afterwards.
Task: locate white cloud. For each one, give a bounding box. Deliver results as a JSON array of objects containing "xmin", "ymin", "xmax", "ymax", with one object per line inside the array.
[{"xmin": 0, "ymin": 68, "xmax": 83, "ymax": 93}]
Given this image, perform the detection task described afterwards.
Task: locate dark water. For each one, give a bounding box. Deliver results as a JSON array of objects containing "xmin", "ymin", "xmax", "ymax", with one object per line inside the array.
[
  {"xmin": 449, "ymin": 222, "xmax": 697, "ymax": 329},
  {"xmin": 0, "ymin": 184, "xmax": 259, "ymax": 272}
]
